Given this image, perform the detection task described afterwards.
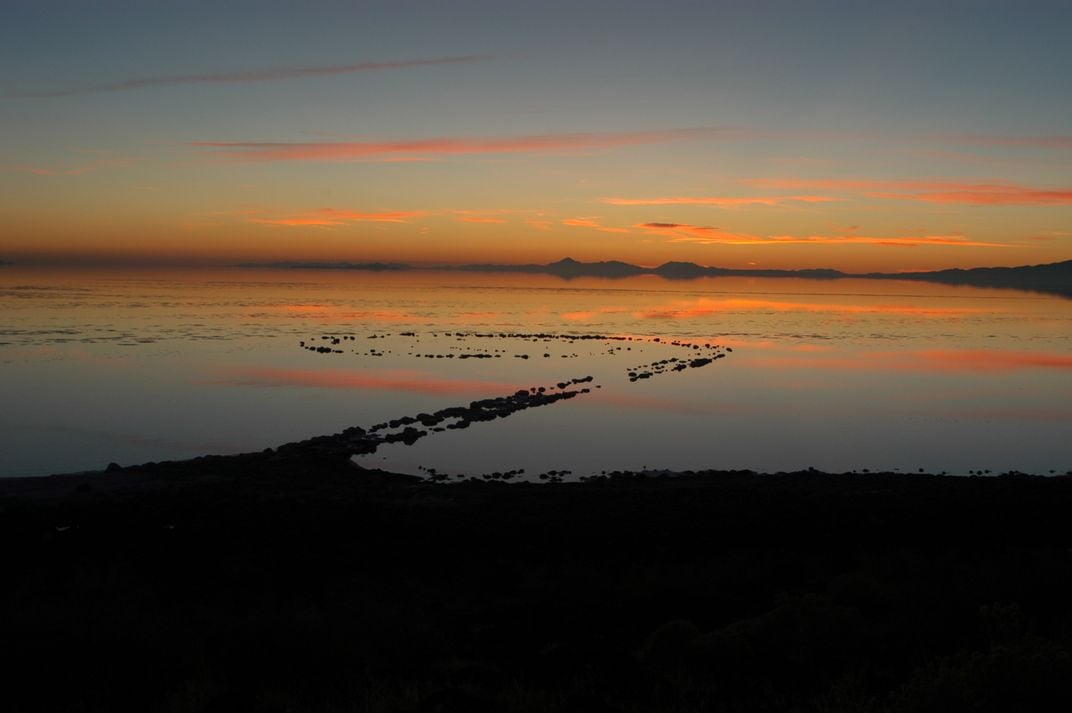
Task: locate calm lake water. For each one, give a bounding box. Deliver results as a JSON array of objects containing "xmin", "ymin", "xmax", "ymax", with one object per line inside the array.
[{"xmin": 1, "ymin": 266, "xmax": 1070, "ymax": 478}]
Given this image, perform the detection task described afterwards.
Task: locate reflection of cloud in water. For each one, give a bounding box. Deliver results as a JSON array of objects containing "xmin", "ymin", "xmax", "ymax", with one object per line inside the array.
[
  {"xmin": 753, "ymin": 348, "xmax": 1072, "ymax": 373},
  {"xmin": 635, "ymin": 297, "xmax": 997, "ymax": 320},
  {"xmin": 200, "ymin": 367, "xmax": 520, "ymax": 395},
  {"xmin": 561, "ymin": 306, "xmax": 629, "ymax": 321}
]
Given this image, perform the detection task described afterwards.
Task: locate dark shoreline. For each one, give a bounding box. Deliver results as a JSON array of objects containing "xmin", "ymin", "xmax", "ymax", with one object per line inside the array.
[
  {"xmin": 6, "ymin": 441, "xmax": 1072, "ymax": 711},
  {"xmin": 234, "ymin": 256, "xmax": 1072, "ymax": 299}
]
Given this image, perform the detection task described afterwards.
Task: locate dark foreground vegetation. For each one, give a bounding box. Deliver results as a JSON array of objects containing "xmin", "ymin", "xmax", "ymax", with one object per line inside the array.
[{"xmin": 5, "ymin": 454, "xmax": 1072, "ymax": 712}]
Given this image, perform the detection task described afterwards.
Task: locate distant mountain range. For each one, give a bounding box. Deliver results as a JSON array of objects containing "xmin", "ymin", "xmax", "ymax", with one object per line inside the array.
[
  {"xmin": 864, "ymin": 260, "xmax": 1072, "ymax": 296},
  {"xmin": 239, "ymin": 256, "xmax": 1072, "ymax": 297}
]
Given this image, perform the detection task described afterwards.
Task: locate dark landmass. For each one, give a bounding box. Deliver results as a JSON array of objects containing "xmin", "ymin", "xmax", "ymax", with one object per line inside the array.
[
  {"xmin": 866, "ymin": 259, "xmax": 1072, "ymax": 297},
  {"xmin": 237, "ymin": 256, "xmax": 1072, "ymax": 297},
  {"xmin": 457, "ymin": 257, "xmax": 846, "ymax": 281},
  {"xmin": 6, "ymin": 418, "xmax": 1072, "ymax": 710}
]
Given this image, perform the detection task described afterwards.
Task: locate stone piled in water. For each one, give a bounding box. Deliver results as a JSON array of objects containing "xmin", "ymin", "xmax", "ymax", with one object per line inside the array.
[
  {"xmin": 274, "ymin": 377, "xmax": 597, "ymax": 459},
  {"xmin": 299, "ymin": 331, "xmax": 732, "ymax": 382}
]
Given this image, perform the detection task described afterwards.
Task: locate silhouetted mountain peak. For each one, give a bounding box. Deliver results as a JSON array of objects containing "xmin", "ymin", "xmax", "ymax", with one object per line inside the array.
[{"xmin": 655, "ymin": 261, "xmax": 709, "ymax": 277}]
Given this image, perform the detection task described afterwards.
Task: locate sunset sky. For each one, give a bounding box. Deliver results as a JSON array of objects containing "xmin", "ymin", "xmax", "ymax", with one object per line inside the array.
[{"xmin": 2, "ymin": 0, "xmax": 1071, "ymax": 272}]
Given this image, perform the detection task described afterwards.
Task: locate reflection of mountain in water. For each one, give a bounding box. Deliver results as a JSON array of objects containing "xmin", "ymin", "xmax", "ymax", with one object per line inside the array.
[
  {"xmin": 461, "ymin": 257, "xmax": 1072, "ymax": 298},
  {"xmin": 865, "ymin": 260, "xmax": 1072, "ymax": 298},
  {"xmin": 238, "ymin": 257, "xmax": 1072, "ymax": 298}
]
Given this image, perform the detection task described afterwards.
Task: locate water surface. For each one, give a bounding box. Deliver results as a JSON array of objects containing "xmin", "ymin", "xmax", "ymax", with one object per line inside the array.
[{"xmin": 1, "ymin": 267, "xmax": 1069, "ymax": 477}]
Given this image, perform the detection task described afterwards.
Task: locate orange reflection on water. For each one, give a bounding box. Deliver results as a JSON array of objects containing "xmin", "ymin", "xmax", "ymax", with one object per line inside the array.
[
  {"xmin": 200, "ymin": 367, "xmax": 520, "ymax": 394},
  {"xmin": 261, "ymin": 304, "xmax": 430, "ymax": 323},
  {"xmin": 913, "ymin": 349, "xmax": 1072, "ymax": 372},
  {"xmin": 635, "ymin": 297, "xmax": 997, "ymax": 320},
  {"xmin": 561, "ymin": 306, "xmax": 628, "ymax": 321},
  {"xmin": 753, "ymin": 348, "xmax": 1072, "ymax": 374}
]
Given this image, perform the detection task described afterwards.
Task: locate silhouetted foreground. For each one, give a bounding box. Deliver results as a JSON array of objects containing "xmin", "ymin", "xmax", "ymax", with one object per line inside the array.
[{"xmin": 5, "ymin": 454, "xmax": 1072, "ymax": 712}]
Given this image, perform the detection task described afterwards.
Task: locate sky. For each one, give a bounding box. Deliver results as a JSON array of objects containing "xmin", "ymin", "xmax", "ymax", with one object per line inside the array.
[{"xmin": 2, "ymin": 0, "xmax": 1071, "ymax": 272}]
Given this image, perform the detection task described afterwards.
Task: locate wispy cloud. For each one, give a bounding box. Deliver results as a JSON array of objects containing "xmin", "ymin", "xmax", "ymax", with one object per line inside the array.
[
  {"xmin": 456, "ymin": 215, "xmax": 507, "ymax": 224},
  {"xmin": 192, "ymin": 127, "xmax": 751, "ymax": 162},
  {"xmin": 877, "ymin": 184, "xmax": 1072, "ymax": 206},
  {"xmin": 635, "ymin": 222, "xmax": 758, "ymax": 243},
  {"xmin": 635, "ymin": 222, "xmax": 1009, "ymax": 248},
  {"xmin": 449, "ymin": 208, "xmax": 539, "ymax": 224},
  {"xmin": 11, "ymin": 55, "xmax": 491, "ymax": 98},
  {"xmin": 247, "ymin": 208, "xmax": 426, "ymax": 227},
  {"xmin": 603, "ymin": 195, "xmax": 839, "ymax": 207},
  {"xmin": 745, "ymin": 178, "xmax": 1072, "ymax": 205},
  {"xmin": 562, "ymin": 217, "xmax": 632, "ymax": 234}
]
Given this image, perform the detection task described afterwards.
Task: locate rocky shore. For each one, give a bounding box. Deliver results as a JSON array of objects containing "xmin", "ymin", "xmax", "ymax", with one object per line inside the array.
[{"xmin": 5, "ymin": 433, "xmax": 1072, "ymax": 713}]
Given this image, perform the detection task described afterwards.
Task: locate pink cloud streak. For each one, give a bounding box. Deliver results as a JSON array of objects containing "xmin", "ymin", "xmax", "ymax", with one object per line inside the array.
[
  {"xmin": 635, "ymin": 222, "xmax": 1008, "ymax": 248},
  {"xmin": 563, "ymin": 217, "xmax": 632, "ymax": 234},
  {"xmin": 201, "ymin": 367, "xmax": 519, "ymax": 395},
  {"xmin": 192, "ymin": 127, "xmax": 748, "ymax": 162},
  {"xmin": 248, "ymin": 208, "xmax": 425, "ymax": 227},
  {"xmin": 603, "ymin": 195, "xmax": 839, "ymax": 207},
  {"xmin": 745, "ymin": 178, "xmax": 1072, "ymax": 205}
]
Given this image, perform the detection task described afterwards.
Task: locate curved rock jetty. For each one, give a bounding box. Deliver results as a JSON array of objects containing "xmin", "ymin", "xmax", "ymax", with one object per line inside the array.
[{"xmin": 275, "ymin": 377, "xmax": 598, "ymax": 460}]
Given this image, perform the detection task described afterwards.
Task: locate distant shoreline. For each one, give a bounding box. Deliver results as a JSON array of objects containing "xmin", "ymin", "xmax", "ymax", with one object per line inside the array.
[{"xmin": 233, "ymin": 256, "xmax": 1072, "ymax": 298}]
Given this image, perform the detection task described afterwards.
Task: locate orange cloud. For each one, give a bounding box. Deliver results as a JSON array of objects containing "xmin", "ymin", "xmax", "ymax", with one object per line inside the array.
[
  {"xmin": 763, "ymin": 235, "xmax": 1012, "ymax": 248},
  {"xmin": 603, "ymin": 195, "xmax": 839, "ymax": 207},
  {"xmin": 456, "ymin": 216, "xmax": 507, "ymax": 224},
  {"xmin": 563, "ymin": 217, "xmax": 632, "ymax": 234},
  {"xmin": 247, "ymin": 207, "xmax": 426, "ymax": 227},
  {"xmin": 878, "ymin": 185, "xmax": 1072, "ymax": 205},
  {"xmin": 745, "ymin": 178, "xmax": 1072, "ymax": 205},
  {"xmin": 635, "ymin": 222, "xmax": 760, "ymax": 243},
  {"xmin": 192, "ymin": 127, "xmax": 747, "ymax": 162},
  {"xmin": 201, "ymin": 367, "xmax": 520, "ymax": 395},
  {"xmin": 448, "ymin": 208, "xmax": 540, "ymax": 224},
  {"xmin": 635, "ymin": 222, "xmax": 1008, "ymax": 248},
  {"xmin": 14, "ymin": 55, "xmax": 491, "ymax": 98}
]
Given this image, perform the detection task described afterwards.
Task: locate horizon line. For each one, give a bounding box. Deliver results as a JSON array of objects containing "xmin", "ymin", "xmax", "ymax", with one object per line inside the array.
[{"xmin": 2, "ymin": 253, "xmax": 1067, "ymax": 275}]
